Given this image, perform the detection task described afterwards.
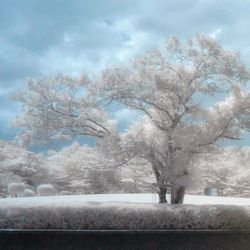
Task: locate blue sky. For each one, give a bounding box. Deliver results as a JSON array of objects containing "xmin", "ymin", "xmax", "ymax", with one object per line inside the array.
[{"xmin": 1, "ymin": 0, "xmax": 250, "ymax": 148}]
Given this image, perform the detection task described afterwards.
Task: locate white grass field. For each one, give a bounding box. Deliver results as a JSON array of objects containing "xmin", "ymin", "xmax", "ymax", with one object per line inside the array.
[{"xmin": 1, "ymin": 193, "xmax": 250, "ymax": 207}]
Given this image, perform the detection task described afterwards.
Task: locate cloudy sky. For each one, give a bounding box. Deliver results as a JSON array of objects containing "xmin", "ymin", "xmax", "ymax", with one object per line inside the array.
[{"xmin": 1, "ymin": 0, "xmax": 250, "ymax": 147}]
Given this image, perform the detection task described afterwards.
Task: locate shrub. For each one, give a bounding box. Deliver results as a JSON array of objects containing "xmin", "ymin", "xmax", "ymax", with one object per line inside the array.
[
  {"xmin": 23, "ymin": 189, "xmax": 36, "ymax": 197},
  {"xmin": 8, "ymin": 183, "xmax": 25, "ymax": 197},
  {"xmin": 37, "ymin": 184, "xmax": 55, "ymax": 196},
  {"xmin": 59, "ymin": 191, "xmax": 70, "ymax": 195}
]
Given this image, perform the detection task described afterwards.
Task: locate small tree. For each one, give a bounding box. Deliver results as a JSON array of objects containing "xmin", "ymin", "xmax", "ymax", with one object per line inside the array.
[
  {"xmin": 197, "ymin": 147, "xmax": 250, "ymax": 196},
  {"xmin": 37, "ymin": 184, "xmax": 55, "ymax": 196},
  {"xmin": 23, "ymin": 188, "xmax": 36, "ymax": 197},
  {"xmin": 0, "ymin": 140, "xmax": 50, "ymax": 194},
  {"xmin": 48, "ymin": 142, "xmax": 123, "ymax": 194},
  {"xmin": 8, "ymin": 183, "xmax": 25, "ymax": 197}
]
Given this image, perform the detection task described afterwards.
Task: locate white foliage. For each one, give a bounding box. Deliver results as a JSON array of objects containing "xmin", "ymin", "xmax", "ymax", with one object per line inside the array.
[
  {"xmin": 48, "ymin": 142, "xmax": 122, "ymax": 194},
  {"xmin": 11, "ymin": 34, "xmax": 250, "ymax": 203},
  {"xmin": 12, "ymin": 74, "xmax": 118, "ymax": 146},
  {"xmin": 196, "ymin": 147, "xmax": 250, "ymax": 197},
  {"xmin": 8, "ymin": 183, "xmax": 25, "ymax": 197},
  {"xmin": 0, "ymin": 140, "xmax": 49, "ymax": 194},
  {"xmin": 37, "ymin": 184, "xmax": 55, "ymax": 196},
  {"xmin": 23, "ymin": 189, "xmax": 36, "ymax": 197}
]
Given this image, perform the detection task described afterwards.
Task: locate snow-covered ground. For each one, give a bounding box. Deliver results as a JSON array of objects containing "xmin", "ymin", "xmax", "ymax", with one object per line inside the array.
[{"xmin": 1, "ymin": 193, "xmax": 250, "ymax": 206}]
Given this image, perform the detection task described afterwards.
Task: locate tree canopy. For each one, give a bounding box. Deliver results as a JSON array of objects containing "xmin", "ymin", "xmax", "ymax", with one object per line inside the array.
[{"xmin": 13, "ymin": 34, "xmax": 250, "ymax": 203}]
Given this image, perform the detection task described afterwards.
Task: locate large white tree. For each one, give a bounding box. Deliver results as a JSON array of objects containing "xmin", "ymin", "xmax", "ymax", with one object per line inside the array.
[
  {"xmin": 94, "ymin": 34, "xmax": 250, "ymax": 203},
  {"xmin": 13, "ymin": 34, "xmax": 250, "ymax": 203}
]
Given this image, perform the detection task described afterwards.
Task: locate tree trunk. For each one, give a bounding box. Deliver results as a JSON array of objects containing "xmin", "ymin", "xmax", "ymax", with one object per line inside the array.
[
  {"xmin": 151, "ymin": 162, "xmax": 168, "ymax": 203},
  {"xmin": 158, "ymin": 186, "xmax": 167, "ymax": 203},
  {"xmin": 171, "ymin": 185, "xmax": 185, "ymax": 204}
]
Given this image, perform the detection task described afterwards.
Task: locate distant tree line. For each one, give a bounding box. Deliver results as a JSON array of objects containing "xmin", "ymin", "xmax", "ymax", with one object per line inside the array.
[{"xmin": 1, "ymin": 139, "xmax": 250, "ymax": 198}]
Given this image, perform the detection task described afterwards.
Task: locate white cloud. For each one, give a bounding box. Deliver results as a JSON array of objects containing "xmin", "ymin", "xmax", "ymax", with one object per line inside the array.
[
  {"xmin": 209, "ymin": 28, "xmax": 222, "ymax": 39},
  {"xmin": 1, "ymin": 0, "xmax": 250, "ymax": 141},
  {"xmin": 114, "ymin": 108, "xmax": 141, "ymax": 122}
]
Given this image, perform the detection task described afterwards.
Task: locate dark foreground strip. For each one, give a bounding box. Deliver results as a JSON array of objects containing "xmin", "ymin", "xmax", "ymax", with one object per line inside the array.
[{"xmin": 1, "ymin": 230, "xmax": 250, "ymax": 250}]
